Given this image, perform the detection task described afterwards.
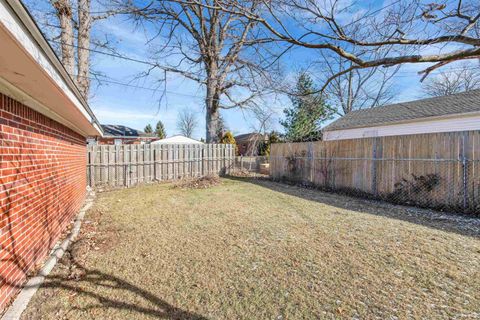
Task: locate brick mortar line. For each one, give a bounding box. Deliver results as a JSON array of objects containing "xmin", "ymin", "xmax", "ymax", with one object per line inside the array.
[{"xmin": 0, "ymin": 190, "xmax": 96, "ymax": 320}]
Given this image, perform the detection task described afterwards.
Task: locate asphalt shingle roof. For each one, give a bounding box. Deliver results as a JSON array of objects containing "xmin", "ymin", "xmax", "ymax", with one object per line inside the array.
[
  {"xmin": 324, "ymin": 89, "xmax": 480, "ymax": 131},
  {"xmin": 101, "ymin": 124, "xmax": 154, "ymax": 137}
]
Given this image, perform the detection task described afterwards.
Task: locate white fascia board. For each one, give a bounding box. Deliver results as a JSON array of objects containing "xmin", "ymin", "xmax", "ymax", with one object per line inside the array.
[
  {"xmin": 0, "ymin": 0, "xmax": 102, "ymax": 136},
  {"xmin": 0, "ymin": 77, "xmax": 91, "ymax": 136}
]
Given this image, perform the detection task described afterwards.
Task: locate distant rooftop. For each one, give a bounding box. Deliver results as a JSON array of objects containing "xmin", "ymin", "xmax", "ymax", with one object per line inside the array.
[
  {"xmin": 151, "ymin": 135, "xmax": 203, "ymax": 144},
  {"xmin": 234, "ymin": 133, "xmax": 267, "ymax": 142},
  {"xmin": 101, "ymin": 124, "xmax": 155, "ymax": 137},
  {"xmin": 324, "ymin": 89, "xmax": 480, "ymax": 131}
]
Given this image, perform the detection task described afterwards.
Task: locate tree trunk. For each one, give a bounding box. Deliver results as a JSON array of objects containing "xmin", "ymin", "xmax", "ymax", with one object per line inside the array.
[
  {"xmin": 77, "ymin": 0, "xmax": 91, "ymax": 99},
  {"xmin": 205, "ymin": 89, "xmax": 221, "ymax": 143},
  {"xmin": 53, "ymin": 0, "xmax": 74, "ymax": 76},
  {"xmin": 205, "ymin": 66, "xmax": 221, "ymax": 143}
]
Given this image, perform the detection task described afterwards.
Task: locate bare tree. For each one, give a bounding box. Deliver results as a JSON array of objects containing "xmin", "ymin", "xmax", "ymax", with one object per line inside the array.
[
  {"xmin": 76, "ymin": 0, "xmax": 92, "ymax": 97},
  {"xmin": 244, "ymin": 102, "xmax": 276, "ymax": 155},
  {"xmin": 319, "ymin": 50, "xmax": 400, "ymax": 115},
  {"xmin": 116, "ymin": 0, "xmax": 279, "ymax": 142},
  {"xmin": 48, "ymin": 0, "xmax": 127, "ymax": 98},
  {"xmin": 51, "ymin": 0, "xmax": 75, "ymax": 75},
  {"xmin": 422, "ymin": 64, "xmax": 480, "ymax": 96},
  {"xmin": 177, "ymin": 108, "xmax": 198, "ymax": 137},
  {"xmin": 218, "ymin": 0, "xmax": 480, "ymax": 90}
]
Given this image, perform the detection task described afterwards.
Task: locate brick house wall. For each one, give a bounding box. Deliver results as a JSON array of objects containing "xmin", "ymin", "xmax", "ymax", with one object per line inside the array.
[{"xmin": 0, "ymin": 93, "xmax": 87, "ymax": 309}]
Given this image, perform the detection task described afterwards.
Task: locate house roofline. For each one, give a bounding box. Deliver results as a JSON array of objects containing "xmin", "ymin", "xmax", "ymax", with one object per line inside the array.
[
  {"xmin": 324, "ymin": 110, "xmax": 480, "ymax": 132},
  {"xmin": 1, "ymin": 0, "xmax": 103, "ymax": 136},
  {"xmin": 100, "ymin": 135, "xmax": 159, "ymax": 139}
]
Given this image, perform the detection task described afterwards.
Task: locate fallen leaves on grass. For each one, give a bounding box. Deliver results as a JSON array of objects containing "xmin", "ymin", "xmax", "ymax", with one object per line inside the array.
[
  {"xmin": 230, "ymin": 169, "xmax": 269, "ymax": 178},
  {"xmin": 173, "ymin": 174, "xmax": 221, "ymax": 189},
  {"xmin": 58, "ymin": 208, "xmax": 118, "ymax": 282}
]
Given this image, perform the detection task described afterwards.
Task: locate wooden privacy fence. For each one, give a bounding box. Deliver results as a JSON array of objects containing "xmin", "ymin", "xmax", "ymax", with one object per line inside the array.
[
  {"xmin": 270, "ymin": 131, "xmax": 480, "ymax": 213},
  {"xmin": 87, "ymin": 144, "xmax": 235, "ymax": 187}
]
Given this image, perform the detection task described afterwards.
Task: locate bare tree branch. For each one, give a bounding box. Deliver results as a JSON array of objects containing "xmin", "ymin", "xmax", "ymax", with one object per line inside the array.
[
  {"xmin": 210, "ymin": 0, "xmax": 480, "ymax": 90},
  {"xmin": 114, "ymin": 0, "xmax": 281, "ymax": 142},
  {"xmin": 422, "ymin": 63, "xmax": 480, "ymax": 96}
]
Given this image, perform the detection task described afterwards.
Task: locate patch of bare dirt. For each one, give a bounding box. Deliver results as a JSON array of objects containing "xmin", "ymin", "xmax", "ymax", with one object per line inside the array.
[{"xmin": 57, "ymin": 208, "xmax": 118, "ymax": 281}]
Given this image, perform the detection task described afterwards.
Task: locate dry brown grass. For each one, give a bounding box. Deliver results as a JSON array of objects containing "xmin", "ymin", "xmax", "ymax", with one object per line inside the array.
[{"xmin": 22, "ymin": 178, "xmax": 480, "ymax": 319}]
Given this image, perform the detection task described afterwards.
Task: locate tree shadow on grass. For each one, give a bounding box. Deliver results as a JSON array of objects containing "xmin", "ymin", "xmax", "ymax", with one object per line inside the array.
[
  {"xmin": 42, "ymin": 269, "xmax": 207, "ymax": 319},
  {"xmin": 3, "ymin": 256, "xmax": 207, "ymax": 320},
  {"xmin": 224, "ymin": 176, "xmax": 480, "ymax": 239},
  {"xmin": 0, "ymin": 141, "xmax": 205, "ymax": 318}
]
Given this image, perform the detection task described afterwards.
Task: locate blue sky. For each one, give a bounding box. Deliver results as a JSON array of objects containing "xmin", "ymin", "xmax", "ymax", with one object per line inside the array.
[{"xmin": 23, "ymin": 0, "xmax": 462, "ymax": 139}]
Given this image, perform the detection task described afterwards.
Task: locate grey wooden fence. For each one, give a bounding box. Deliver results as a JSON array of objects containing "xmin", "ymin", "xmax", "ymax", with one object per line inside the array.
[{"xmin": 87, "ymin": 144, "xmax": 235, "ymax": 187}]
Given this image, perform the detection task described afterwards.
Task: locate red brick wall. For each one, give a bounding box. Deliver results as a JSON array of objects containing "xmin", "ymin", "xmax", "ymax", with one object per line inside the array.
[{"xmin": 0, "ymin": 93, "xmax": 87, "ymax": 310}]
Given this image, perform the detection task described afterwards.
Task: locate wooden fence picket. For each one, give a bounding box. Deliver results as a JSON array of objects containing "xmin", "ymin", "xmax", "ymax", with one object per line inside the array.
[
  {"xmin": 87, "ymin": 143, "xmax": 234, "ymax": 187},
  {"xmin": 269, "ymin": 130, "xmax": 480, "ymax": 213}
]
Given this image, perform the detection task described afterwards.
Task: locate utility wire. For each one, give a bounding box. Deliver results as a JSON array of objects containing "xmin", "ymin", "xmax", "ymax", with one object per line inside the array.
[
  {"xmin": 81, "ymin": 74, "xmax": 204, "ymax": 97},
  {"xmin": 50, "ymin": 37, "xmax": 480, "ymax": 77},
  {"xmin": 50, "ymin": 39, "xmax": 158, "ymax": 67},
  {"xmin": 342, "ymin": 0, "xmax": 402, "ymax": 28}
]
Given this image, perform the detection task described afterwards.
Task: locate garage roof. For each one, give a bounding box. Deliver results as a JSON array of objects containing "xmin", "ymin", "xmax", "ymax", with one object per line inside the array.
[{"xmin": 324, "ymin": 89, "xmax": 480, "ymax": 131}]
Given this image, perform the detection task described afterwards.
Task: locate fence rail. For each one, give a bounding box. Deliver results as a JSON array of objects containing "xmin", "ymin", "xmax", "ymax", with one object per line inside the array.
[
  {"xmin": 87, "ymin": 144, "xmax": 235, "ymax": 187},
  {"xmin": 270, "ymin": 131, "xmax": 480, "ymax": 214}
]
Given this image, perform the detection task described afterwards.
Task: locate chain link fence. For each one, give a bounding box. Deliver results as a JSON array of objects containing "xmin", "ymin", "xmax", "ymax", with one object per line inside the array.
[
  {"xmin": 230, "ymin": 156, "xmax": 270, "ymax": 176},
  {"xmin": 271, "ymin": 155, "xmax": 479, "ymax": 213},
  {"xmin": 270, "ymin": 132, "xmax": 480, "ymax": 215}
]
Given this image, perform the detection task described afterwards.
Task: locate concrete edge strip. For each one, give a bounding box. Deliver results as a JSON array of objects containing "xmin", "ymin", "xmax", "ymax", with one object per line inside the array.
[{"xmin": 1, "ymin": 191, "xmax": 96, "ymax": 320}]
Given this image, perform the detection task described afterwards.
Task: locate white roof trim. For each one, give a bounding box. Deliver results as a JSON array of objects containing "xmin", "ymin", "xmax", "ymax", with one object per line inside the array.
[
  {"xmin": 0, "ymin": 0, "xmax": 102, "ymax": 136},
  {"xmin": 0, "ymin": 77, "xmax": 96, "ymax": 136}
]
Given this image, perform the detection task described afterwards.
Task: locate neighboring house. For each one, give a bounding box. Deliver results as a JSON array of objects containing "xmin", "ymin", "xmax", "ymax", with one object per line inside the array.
[
  {"xmin": 235, "ymin": 133, "xmax": 268, "ymax": 156},
  {"xmin": 0, "ymin": 0, "xmax": 102, "ymax": 310},
  {"xmin": 91, "ymin": 124, "xmax": 159, "ymax": 145},
  {"xmin": 323, "ymin": 89, "xmax": 480, "ymax": 141},
  {"xmin": 151, "ymin": 135, "xmax": 204, "ymax": 144}
]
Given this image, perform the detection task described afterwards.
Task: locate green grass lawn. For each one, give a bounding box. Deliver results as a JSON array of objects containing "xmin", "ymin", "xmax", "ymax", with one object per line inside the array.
[{"xmin": 22, "ymin": 178, "xmax": 480, "ymax": 319}]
